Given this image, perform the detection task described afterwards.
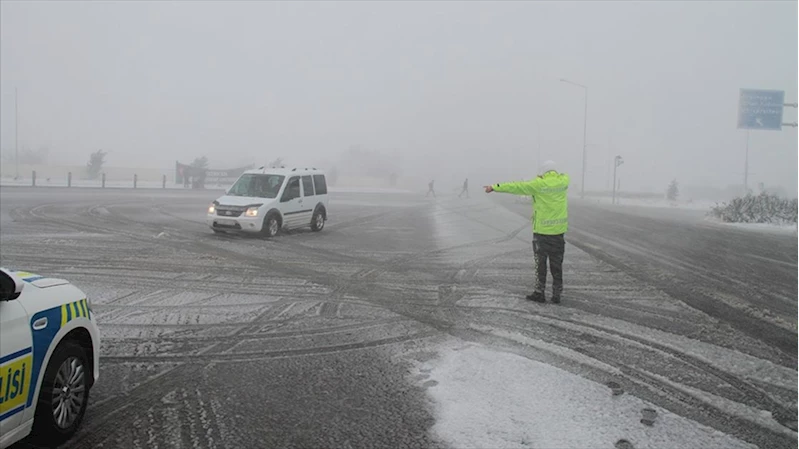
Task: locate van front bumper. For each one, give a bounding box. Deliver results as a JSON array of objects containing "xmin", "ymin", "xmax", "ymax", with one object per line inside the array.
[{"xmin": 207, "ymin": 214, "xmax": 262, "ymax": 233}]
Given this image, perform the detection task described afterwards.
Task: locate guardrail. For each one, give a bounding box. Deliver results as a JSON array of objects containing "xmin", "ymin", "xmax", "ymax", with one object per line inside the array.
[{"xmin": 2, "ymin": 172, "xmax": 182, "ymax": 189}]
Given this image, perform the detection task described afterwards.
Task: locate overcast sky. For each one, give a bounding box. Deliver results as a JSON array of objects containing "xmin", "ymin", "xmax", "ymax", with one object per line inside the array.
[{"xmin": 1, "ymin": 1, "xmax": 796, "ymax": 192}]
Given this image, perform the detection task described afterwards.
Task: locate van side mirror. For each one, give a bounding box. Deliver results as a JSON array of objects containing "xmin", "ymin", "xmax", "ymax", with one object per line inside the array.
[{"xmin": 0, "ymin": 270, "xmax": 24, "ymax": 301}]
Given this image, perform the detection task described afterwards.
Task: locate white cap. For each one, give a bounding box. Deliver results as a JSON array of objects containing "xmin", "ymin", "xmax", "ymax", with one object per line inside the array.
[{"xmin": 539, "ymin": 160, "xmax": 557, "ymax": 175}]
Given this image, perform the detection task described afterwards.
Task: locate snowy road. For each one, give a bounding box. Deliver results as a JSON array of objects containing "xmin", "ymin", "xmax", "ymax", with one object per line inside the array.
[{"xmin": 1, "ymin": 187, "xmax": 795, "ymax": 449}]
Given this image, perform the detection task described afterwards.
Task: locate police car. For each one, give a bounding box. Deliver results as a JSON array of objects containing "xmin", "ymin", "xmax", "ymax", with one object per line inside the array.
[
  {"xmin": 208, "ymin": 167, "xmax": 329, "ymax": 237},
  {"xmin": 0, "ymin": 268, "xmax": 100, "ymax": 449}
]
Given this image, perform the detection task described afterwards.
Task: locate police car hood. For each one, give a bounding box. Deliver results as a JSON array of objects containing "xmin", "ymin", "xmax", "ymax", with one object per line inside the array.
[
  {"xmin": 10, "ymin": 270, "xmax": 71, "ymax": 289},
  {"xmin": 216, "ymin": 195, "xmax": 275, "ymax": 207}
]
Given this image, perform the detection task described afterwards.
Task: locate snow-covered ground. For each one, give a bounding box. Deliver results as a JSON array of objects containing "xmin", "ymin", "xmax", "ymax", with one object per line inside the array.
[{"xmin": 415, "ymin": 342, "xmax": 757, "ymax": 449}]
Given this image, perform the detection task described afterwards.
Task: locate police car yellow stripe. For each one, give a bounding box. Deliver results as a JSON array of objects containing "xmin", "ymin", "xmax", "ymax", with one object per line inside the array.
[
  {"xmin": 0, "ymin": 347, "xmax": 32, "ymax": 421},
  {"xmin": 60, "ymin": 299, "xmax": 90, "ymax": 327},
  {"xmin": 61, "ymin": 303, "xmax": 69, "ymax": 327}
]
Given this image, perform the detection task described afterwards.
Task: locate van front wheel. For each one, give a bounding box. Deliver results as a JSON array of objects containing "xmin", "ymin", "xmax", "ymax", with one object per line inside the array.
[
  {"xmin": 311, "ymin": 209, "xmax": 325, "ymax": 232},
  {"xmin": 262, "ymin": 214, "xmax": 280, "ymax": 238}
]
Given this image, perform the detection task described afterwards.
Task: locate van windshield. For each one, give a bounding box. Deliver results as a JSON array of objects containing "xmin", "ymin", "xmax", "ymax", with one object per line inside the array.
[{"xmin": 227, "ymin": 174, "xmax": 285, "ymax": 198}]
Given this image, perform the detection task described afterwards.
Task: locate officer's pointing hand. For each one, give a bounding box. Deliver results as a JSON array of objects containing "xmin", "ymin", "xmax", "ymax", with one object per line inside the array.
[{"xmin": 484, "ymin": 185, "xmax": 494, "ymax": 193}]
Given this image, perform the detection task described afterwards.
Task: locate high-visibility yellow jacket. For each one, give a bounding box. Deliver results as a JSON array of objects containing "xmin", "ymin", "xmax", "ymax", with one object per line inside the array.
[{"xmin": 493, "ymin": 171, "xmax": 570, "ymax": 235}]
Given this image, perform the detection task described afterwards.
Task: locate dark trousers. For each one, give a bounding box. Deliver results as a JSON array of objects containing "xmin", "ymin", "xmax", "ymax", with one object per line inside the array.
[{"xmin": 532, "ymin": 233, "xmax": 565, "ymax": 295}]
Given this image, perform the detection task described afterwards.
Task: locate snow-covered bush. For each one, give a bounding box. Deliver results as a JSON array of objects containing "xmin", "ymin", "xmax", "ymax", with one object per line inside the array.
[{"xmin": 709, "ymin": 192, "xmax": 798, "ymax": 224}]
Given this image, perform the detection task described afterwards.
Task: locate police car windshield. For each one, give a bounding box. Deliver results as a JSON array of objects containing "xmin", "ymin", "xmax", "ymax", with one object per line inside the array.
[{"xmin": 228, "ymin": 174, "xmax": 285, "ymax": 198}]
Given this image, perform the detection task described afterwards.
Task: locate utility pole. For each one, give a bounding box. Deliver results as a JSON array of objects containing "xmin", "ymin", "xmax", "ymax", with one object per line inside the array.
[{"xmin": 15, "ymin": 88, "xmax": 19, "ymax": 179}]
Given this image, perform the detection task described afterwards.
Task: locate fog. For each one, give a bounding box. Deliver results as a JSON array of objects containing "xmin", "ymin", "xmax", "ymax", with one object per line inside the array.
[{"xmin": 1, "ymin": 1, "xmax": 796, "ymax": 195}]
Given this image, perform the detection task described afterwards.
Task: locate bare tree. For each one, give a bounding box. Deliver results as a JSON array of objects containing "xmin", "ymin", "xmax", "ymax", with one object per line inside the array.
[{"xmin": 86, "ymin": 150, "xmax": 107, "ymax": 180}]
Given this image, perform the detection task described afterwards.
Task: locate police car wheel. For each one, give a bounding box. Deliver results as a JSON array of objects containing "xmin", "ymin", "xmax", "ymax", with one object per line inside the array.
[{"xmin": 31, "ymin": 341, "xmax": 90, "ymax": 446}]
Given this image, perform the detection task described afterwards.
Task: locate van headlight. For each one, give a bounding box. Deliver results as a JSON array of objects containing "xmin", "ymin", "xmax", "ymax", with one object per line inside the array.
[
  {"xmin": 208, "ymin": 204, "xmax": 216, "ymax": 214},
  {"xmin": 245, "ymin": 207, "xmax": 260, "ymax": 217}
]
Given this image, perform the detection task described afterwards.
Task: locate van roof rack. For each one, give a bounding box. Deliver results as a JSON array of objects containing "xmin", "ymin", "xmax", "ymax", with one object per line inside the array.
[{"xmin": 289, "ymin": 167, "xmax": 319, "ymax": 172}]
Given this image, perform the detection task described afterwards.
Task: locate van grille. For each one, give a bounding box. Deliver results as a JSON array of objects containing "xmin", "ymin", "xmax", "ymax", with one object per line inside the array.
[{"xmin": 216, "ymin": 205, "xmax": 245, "ymax": 217}]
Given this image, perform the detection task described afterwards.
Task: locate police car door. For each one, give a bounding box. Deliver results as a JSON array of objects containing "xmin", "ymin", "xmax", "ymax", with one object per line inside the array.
[
  {"xmin": 280, "ymin": 176, "xmax": 305, "ymax": 228},
  {"xmin": 0, "ymin": 271, "xmax": 33, "ymax": 435}
]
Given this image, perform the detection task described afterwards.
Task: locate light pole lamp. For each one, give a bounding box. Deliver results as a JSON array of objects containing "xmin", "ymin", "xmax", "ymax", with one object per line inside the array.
[{"xmin": 560, "ymin": 78, "xmax": 588, "ymax": 198}]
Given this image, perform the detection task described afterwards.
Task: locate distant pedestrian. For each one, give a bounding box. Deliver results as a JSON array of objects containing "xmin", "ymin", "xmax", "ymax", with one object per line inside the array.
[
  {"xmin": 426, "ymin": 180, "xmax": 436, "ymax": 197},
  {"xmin": 484, "ymin": 160, "xmax": 570, "ymax": 304},
  {"xmin": 459, "ymin": 178, "xmax": 469, "ymax": 198}
]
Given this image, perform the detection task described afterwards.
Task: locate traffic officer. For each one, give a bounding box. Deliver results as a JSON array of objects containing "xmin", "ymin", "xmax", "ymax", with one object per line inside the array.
[{"xmin": 484, "ymin": 160, "xmax": 570, "ymax": 303}]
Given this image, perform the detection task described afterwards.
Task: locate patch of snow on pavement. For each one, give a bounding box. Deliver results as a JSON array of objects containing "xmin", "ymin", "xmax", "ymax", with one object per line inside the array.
[{"xmin": 419, "ymin": 343, "xmax": 756, "ymax": 449}]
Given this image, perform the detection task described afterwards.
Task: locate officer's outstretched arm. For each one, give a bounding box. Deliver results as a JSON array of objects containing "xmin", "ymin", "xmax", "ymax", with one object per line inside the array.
[{"xmin": 489, "ymin": 179, "xmax": 538, "ymax": 196}]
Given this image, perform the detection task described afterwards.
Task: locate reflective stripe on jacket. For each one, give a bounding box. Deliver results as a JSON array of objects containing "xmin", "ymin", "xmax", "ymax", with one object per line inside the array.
[{"xmin": 494, "ymin": 171, "xmax": 570, "ymax": 235}]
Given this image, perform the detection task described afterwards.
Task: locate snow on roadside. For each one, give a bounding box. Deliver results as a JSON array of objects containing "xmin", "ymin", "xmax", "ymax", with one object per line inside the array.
[
  {"xmin": 712, "ymin": 220, "xmax": 798, "ymax": 235},
  {"xmin": 415, "ymin": 342, "xmax": 756, "ymax": 449}
]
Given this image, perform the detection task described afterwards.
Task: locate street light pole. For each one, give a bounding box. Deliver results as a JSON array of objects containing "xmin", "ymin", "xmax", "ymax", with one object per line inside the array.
[
  {"xmin": 560, "ymin": 79, "xmax": 588, "ymax": 198},
  {"xmin": 581, "ymin": 88, "xmax": 588, "ymax": 198},
  {"xmin": 15, "ymin": 88, "xmax": 19, "ymax": 179},
  {"xmin": 537, "ymin": 121, "xmax": 542, "ymax": 173},
  {"xmin": 613, "ymin": 155, "xmax": 624, "ymax": 205}
]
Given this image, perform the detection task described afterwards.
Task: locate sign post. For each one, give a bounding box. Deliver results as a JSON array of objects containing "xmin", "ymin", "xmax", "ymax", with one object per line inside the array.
[{"xmin": 737, "ymin": 88, "xmax": 790, "ymax": 192}]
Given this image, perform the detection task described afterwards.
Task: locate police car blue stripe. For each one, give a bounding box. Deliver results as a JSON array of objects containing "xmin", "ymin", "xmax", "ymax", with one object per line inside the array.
[
  {"xmin": 22, "ymin": 276, "xmax": 45, "ymax": 283},
  {"xmin": 0, "ymin": 405, "xmax": 25, "ymax": 421},
  {"xmin": 0, "ymin": 347, "xmax": 32, "ymax": 364},
  {"xmin": 27, "ymin": 307, "xmax": 63, "ymax": 408}
]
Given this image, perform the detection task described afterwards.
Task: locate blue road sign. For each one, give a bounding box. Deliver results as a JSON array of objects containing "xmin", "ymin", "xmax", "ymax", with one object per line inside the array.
[{"xmin": 738, "ymin": 89, "xmax": 785, "ymax": 130}]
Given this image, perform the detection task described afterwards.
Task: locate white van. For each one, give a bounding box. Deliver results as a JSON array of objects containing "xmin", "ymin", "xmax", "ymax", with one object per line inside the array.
[{"xmin": 207, "ymin": 167, "xmax": 329, "ymax": 237}]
